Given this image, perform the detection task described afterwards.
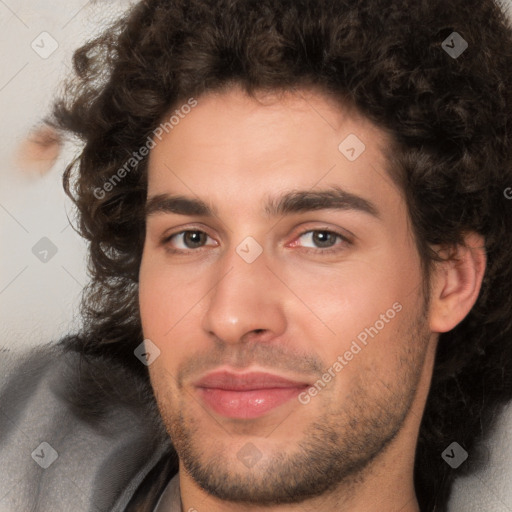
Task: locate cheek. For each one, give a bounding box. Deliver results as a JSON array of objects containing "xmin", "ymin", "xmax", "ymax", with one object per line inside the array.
[
  {"xmin": 139, "ymin": 253, "xmax": 177, "ymax": 338},
  {"xmin": 289, "ymin": 258, "xmax": 405, "ymax": 319},
  {"xmin": 280, "ymin": 248, "xmax": 420, "ymax": 361},
  {"xmin": 138, "ymin": 254, "xmax": 207, "ymax": 363}
]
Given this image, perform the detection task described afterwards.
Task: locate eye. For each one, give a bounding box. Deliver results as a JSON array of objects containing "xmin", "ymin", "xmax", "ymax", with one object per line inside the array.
[
  {"xmin": 292, "ymin": 229, "xmax": 350, "ymax": 254},
  {"xmin": 162, "ymin": 230, "xmax": 215, "ymax": 252},
  {"xmin": 161, "ymin": 227, "xmax": 351, "ymax": 255}
]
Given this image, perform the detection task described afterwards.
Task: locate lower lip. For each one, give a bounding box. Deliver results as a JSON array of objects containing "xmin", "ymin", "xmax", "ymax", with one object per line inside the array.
[{"xmin": 197, "ymin": 387, "xmax": 306, "ymax": 419}]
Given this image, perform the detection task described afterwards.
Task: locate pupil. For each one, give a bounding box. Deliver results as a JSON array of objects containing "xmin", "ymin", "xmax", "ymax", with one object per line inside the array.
[
  {"xmin": 314, "ymin": 231, "xmax": 334, "ymax": 247},
  {"xmin": 186, "ymin": 231, "xmax": 204, "ymax": 248}
]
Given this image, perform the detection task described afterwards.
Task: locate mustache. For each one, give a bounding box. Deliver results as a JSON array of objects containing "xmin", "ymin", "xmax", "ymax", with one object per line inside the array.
[{"xmin": 176, "ymin": 341, "xmax": 325, "ymax": 387}]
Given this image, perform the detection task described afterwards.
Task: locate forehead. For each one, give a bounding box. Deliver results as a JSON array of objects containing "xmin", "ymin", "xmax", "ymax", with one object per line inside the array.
[{"xmin": 146, "ymin": 86, "xmax": 402, "ymax": 221}]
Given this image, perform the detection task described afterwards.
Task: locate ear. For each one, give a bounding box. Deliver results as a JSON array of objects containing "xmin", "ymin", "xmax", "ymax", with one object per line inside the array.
[{"xmin": 428, "ymin": 231, "xmax": 487, "ymax": 333}]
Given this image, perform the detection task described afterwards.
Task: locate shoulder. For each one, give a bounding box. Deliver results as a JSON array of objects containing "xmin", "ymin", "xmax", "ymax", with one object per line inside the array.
[
  {"xmin": 448, "ymin": 400, "xmax": 512, "ymax": 511},
  {"xmin": 0, "ymin": 338, "xmax": 173, "ymax": 511}
]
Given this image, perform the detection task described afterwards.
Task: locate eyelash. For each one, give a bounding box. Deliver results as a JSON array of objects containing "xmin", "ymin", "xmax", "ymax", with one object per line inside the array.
[{"xmin": 160, "ymin": 227, "xmax": 351, "ymax": 255}]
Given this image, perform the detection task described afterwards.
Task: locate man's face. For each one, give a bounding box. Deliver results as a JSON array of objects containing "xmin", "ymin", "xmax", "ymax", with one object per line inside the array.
[{"xmin": 139, "ymin": 86, "xmax": 434, "ymax": 505}]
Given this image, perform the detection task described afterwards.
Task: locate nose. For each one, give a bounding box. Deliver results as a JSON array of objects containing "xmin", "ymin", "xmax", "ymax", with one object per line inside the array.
[{"xmin": 201, "ymin": 242, "xmax": 287, "ymax": 345}]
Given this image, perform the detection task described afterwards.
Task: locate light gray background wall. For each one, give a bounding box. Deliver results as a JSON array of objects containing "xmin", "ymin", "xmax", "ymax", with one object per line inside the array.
[{"xmin": 0, "ymin": 0, "xmax": 136, "ymax": 350}]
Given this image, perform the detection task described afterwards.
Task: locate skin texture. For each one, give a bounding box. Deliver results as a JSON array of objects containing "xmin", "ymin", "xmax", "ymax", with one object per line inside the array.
[{"xmin": 138, "ymin": 86, "xmax": 486, "ymax": 511}]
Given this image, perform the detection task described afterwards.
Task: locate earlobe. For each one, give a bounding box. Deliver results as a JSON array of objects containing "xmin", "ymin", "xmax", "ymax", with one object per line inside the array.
[{"xmin": 428, "ymin": 232, "xmax": 487, "ymax": 333}]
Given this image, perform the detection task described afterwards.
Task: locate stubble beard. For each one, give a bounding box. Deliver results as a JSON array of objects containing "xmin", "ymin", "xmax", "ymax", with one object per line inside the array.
[{"xmin": 151, "ymin": 301, "xmax": 431, "ymax": 506}]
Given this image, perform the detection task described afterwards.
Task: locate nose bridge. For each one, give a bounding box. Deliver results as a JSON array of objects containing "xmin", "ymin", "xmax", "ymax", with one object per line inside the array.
[{"xmin": 201, "ymin": 238, "xmax": 286, "ymax": 344}]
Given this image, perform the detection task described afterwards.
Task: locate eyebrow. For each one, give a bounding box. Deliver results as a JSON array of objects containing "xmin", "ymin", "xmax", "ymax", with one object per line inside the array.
[{"xmin": 145, "ymin": 185, "xmax": 380, "ymax": 220}]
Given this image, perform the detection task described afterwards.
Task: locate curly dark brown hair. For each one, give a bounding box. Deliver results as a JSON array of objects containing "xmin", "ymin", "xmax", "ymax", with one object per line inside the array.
[{"xmin": 48, "ymin": 0, "xmax": 512, "ymax": 510}]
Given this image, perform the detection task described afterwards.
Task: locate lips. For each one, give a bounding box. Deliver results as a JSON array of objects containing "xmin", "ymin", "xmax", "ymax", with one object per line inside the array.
[
  {"xmin": 194, "ymin": 370, "xmax": 310, "ymax": 419},
  {"xmin": 194, "ymin": 371, "xmax": 309, "ymax": 390}
]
